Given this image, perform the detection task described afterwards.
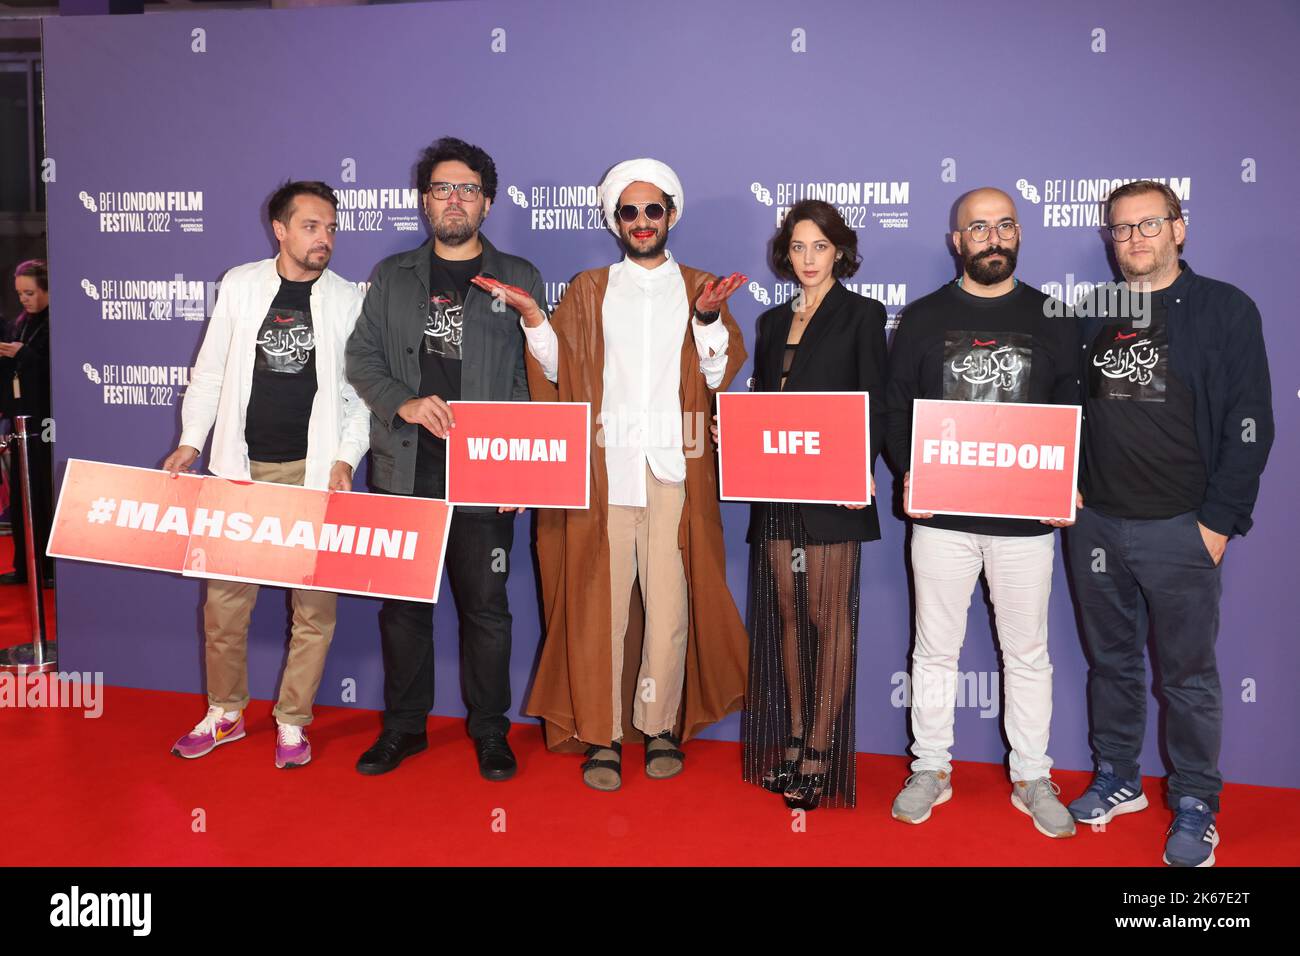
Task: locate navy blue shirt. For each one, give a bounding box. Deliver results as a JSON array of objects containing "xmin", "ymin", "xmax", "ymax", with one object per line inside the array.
[{"xmin": 1077, "ymin": 262, "xmax": 1274, "ymax": 537}]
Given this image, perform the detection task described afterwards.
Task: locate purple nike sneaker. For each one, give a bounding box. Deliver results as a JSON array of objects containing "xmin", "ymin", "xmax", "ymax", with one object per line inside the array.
[
  {"xmin": 275, "ymin": 722, "xmax": 312, "ymax": 769},
  {"xmin": 172, "ymin": 705, "xmax": 245, "ymax": 759}
]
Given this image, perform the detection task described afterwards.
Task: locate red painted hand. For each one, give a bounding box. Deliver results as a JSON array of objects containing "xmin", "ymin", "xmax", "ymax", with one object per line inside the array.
[
  {"xmin": 470, "ymin": 275, "xmax": 545, "ymax": 327},
  {"xmin": 696, "ymin": 272, "xmax": 747, "ymax": 314}
]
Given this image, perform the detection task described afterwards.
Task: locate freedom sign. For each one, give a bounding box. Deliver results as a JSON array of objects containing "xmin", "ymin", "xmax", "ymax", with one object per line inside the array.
[
  {"xmin": 717, "ymin": 391, "xmax": 871, "ymax": 504},
  {"xmin": 907, "ymin": 399, "xmax": 1082, "ymax": 521},
  {"xmin": 47, "ymin": 460, "xmax": 453, "ymax": 602},
  {"xmin": 444, "ymin": 401, "xmax": 591, "ymax": 509}
]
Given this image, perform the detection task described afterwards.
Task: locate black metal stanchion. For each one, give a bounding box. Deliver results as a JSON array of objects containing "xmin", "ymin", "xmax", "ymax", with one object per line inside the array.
[{"xmin": 0, "ymin": 414, "xmax": 55, "ymax": 673}]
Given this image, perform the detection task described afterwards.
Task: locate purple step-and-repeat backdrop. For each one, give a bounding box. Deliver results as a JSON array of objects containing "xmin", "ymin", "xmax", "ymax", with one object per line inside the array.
[{"xmin": 42, "ymin": 0, "xmax": 1299, "ymax": 787}]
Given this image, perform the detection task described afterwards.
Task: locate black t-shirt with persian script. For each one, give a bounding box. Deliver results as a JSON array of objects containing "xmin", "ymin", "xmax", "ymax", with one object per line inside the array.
[
  {"xmin": 244, "ymin": 275, "xmax": 318, "ymax": 462},
  {"xmin": 884, "ymin": 280, "xmax": 1081, "ymax": 536},
  {"xmin": 413, "ymin": 250, "xmax": 481, "ymax": 498},
  {"xmin": 1082, "ymin": 295, "xmax": 1206, "ymax": 518}
]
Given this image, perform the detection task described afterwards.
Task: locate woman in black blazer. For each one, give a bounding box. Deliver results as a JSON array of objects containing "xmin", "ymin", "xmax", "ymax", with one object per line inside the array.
[
  {"xmin": 739, "ymin": 201, "xmax": 888, "ymax": 810},
  {"xmin": 0, "ymin": 259, "xmax": 53, "ymax": 585}
]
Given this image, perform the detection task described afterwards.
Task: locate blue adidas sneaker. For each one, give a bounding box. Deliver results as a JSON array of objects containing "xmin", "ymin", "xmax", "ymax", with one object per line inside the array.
[
  {"xmin": 1163, "ymin": 796, "xmax": 1219, "ymax": 867},
  {"xmin": 1067, "ymin": 762, "xmax": 1149, "ymax": 825}
]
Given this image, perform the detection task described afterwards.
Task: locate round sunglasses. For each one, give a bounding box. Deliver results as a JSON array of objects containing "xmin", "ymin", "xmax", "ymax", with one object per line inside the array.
[{"xmin": 617, "ymin": 201, "xmax": 667, "ymax": 223}]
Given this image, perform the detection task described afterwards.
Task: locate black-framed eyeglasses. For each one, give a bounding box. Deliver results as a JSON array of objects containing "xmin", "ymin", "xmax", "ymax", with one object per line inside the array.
[
  {"xmin": 961, "ymin": 220, "xmax": 1019, "ymax": 243},
  {"xmin": 1109, "ymin": 216, "xmax": 1175, "ymax": 242},
  {"xmin": 617, "ymin": 201, "xmax": 667, "ymax": 223},
  {"xmin": 425, "ymin": 182, "xmax": 484, "ymax": 202}
]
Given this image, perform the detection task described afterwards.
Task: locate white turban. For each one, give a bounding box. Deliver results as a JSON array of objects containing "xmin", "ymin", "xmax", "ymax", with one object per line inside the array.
[{"xmin": 597, "ymin": 158, "xmax": 684, "ymax": 232}]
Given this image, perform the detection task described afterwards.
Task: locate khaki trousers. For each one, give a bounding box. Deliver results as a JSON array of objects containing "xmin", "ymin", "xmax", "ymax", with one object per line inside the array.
[
  {"xmin": 203, "ymin": 459, "xmax": 338, "ymax": 726},
  {"xmin": 607, "ymin": 465, "xmax": 689, "ymax": 739}
]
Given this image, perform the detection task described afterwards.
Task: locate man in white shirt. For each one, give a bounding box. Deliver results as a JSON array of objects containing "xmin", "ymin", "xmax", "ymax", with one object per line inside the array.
[
  {"xmin": 475, "ymin": 158, "xmax": 750, "ymax": 791},
  {"xmin": 162, "ymin": 181, "xmax": 368, "ymax": 770}
]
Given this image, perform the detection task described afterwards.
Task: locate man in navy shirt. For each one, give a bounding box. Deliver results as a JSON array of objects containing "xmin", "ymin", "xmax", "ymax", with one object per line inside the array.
[{"xmin": 1067, "ymin": 180, "xmax": 1274, "ymax": 867}]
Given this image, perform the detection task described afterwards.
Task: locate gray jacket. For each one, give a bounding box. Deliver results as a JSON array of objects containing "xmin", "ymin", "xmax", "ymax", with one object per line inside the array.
[{"xmin": 345, "ymin": 234, "xmax": 546, "ymax": 508}]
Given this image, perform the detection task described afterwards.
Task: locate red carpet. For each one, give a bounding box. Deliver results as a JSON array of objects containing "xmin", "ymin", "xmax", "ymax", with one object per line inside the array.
[
  {"xmin": 4, "ymin": 538, "xmax": 1296, "ymax": 867},
  {"xmin": 0, "ymin": 534, "xmax": 56, "ymax": 652},
  {"xmin": 2, "ymin": 684, "xmax": 1297, "ymax": 867}
]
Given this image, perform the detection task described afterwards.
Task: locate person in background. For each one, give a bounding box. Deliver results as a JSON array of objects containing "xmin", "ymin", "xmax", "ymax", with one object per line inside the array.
[{"xmin": 0, "ymin": 259, "xmax": 53, "ymax": 587}]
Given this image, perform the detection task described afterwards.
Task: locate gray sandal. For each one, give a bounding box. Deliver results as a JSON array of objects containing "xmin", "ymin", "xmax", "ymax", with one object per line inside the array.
[
  {"xmin": 644, "ymin": 731, "xmax": 685, "ymax": 779},
  {"xmin": 581, "ymin": 741, "xmax": 622, "ymax": 791}
]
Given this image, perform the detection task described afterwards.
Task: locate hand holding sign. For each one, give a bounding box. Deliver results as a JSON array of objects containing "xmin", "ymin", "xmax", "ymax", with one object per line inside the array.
[
  {"xmin": 399, "ymin": 395, "xmax": 455, "ymax": 439},
  {"xmin": 1040, "ymin": 490, "xmax": 1082, "ymax": 528},
  {"xmin": 328, "ymin": 461, "xmax": 354, "ymax": 493},
  {"xmin": 902, "ymin": 471, "xmax": 934, "ymax": 519},
  {"xmin": 162, "ymin": 444, "xmax": 199, "ymax": 478}
]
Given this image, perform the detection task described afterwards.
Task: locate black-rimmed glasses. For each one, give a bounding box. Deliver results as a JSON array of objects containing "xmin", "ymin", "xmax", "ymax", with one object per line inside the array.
[
  {"xmin": 1110, "ymin": 216, "xmax": 1176, "ymax": 242},
  {"xmin": 425, "ymin": 182, "xmax": 484, "ymax": 202}
]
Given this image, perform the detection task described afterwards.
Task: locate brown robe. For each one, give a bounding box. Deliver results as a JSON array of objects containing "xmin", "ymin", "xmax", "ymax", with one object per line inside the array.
[{"xmin": 524, "ymin": 263, "xmax": 750, "ymax": 751}]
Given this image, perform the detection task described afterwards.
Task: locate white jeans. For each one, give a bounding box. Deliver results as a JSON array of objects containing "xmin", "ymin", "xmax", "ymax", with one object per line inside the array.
[{"xmin": 908, "ymin": 525, "xmax": 1056, "ymax": 782}]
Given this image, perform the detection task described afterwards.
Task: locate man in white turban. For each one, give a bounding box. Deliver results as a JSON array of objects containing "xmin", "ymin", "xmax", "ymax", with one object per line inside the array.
[
  {"xmin": 474, "ymin": 158, "xmax": 751, "ymax": 792},
  {"xmin": 597, "ymin": 157, "xmax": 685, "ymax": 233}
]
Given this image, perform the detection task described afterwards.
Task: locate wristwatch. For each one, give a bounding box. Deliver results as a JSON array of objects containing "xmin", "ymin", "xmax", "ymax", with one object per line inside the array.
[{"xmin": 694, "ymin": 308, "xmax": 721, "ymax": 325}]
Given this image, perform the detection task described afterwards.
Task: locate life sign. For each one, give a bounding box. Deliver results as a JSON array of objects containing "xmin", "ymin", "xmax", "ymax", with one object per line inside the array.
[
  {"xmin": 444, "ymin": 401, "xmax": 591, "ymax": 509},
  {"xmin": 907, "ymin": 399, "xmax": 1082, "ymax": 521},
  {"xmin": 717, "ymin": 391, "xmax": 871, "ymax": 504}
]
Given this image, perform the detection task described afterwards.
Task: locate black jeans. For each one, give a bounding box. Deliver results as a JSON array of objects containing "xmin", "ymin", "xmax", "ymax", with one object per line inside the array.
[
  {"xmin": 6, "ymin": 428, "xmax": 53, "ymax": 580},
  {"xmin": 375, "ymin": 498, "xmax": 515, "ymax": 739},
  {"xmin": 1066, "ymin": 507, "xmax": 1224, "ymax": 810}
]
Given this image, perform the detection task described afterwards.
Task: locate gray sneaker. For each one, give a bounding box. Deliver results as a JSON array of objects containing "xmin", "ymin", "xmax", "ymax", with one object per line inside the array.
[
  {"xmin": 891, "ymin": 770, "xmax": 952, "ymax": 824},
  {"xmin": 1012, "ymin": 778, "xmax": 1077, "ymax": 838}
]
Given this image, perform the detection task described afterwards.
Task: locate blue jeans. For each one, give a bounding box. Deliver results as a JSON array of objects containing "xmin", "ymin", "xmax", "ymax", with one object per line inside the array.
[{"xmin": 1066, "ymin": 507, "xmax": 1224, "ymax": 811}]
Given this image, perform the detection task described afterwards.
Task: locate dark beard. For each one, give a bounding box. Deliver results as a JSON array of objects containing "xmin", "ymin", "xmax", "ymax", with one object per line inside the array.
[
  {"xmin": 432, "ymin": 211, "xmax": 480, "ymax": 246},
  {"xmin": 290, "ymin": 247, "xmax": 330, "ymax": 272},
  {"xmin": 964, "ymin": 244, "xmax": 1018, "ymax": 285},
  {"xmin": 621, "ymin": 227, "xmax": 668, "ymax": 261}
]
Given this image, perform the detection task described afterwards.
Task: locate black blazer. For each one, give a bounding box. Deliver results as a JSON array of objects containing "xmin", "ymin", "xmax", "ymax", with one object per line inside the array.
[
  {"xmin": 746, "ymin": 282, "xmax": 888, "ymax": 543},
  {"xmin": 0, "ymin": 308, "xmax": 51, "ymax": 424}
]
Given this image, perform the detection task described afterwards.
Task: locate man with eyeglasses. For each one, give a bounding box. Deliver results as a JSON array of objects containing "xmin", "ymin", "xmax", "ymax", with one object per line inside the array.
[
  {"xmin": 885, "ymin": 186, "xmax": 1080, "ymax": 837},
  {"xmin": 1065, "ymin": 180, "xmax": 1273, "ymax": 866},
  {"xmin": 345, "ymin": 137, "xmax": 545, "ymax": 781},
  {"xmin": 475, "ymin": 158, "xmax": 750, "ymax": 791}
]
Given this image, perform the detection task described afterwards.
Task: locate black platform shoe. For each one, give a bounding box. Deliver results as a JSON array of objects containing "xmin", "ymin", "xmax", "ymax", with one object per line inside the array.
[
  {"xmin": 761, "ymin": 736, "xmax": 803, "ymax": 793},
  {"xmin": 783, "ymin": 746, "xmax": 829, "ymax": 811}
]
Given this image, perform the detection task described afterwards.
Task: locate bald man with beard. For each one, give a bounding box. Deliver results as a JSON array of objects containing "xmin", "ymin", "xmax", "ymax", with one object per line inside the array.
[{"xmin": 884, "ymin": 187, "xmax": 1081, "ymax": 837}]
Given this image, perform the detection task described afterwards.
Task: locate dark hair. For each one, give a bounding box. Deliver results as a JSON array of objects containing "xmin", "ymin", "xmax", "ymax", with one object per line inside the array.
[
  {"xmin": 267, "ymin": 180, "xmax": 338, "ymax": 226},
  {"xmin": 14, "ymin": 258, "xmax": 48, "ymax": 292},
  {"xmin": 1105, "ymin": 179, "xmax": 1185, "ymax": 253},
  {"xmin": 769, "ymin": 200, "xmax": 860, "ymax": 281},
  {"xmin": 417, "ymin": 137, "xmax": 498, "ymax": 202}
]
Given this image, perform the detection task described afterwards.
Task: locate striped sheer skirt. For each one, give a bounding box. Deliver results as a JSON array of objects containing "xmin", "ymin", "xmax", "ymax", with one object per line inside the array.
[{"xmin": 742, "ymin": 502, "xmax": 861, "ymax": 808}]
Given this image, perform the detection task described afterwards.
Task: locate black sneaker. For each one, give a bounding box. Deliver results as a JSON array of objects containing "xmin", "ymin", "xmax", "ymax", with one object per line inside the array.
[
  {"xmin": 355, "ymin": 729, "xmax": 428, "ymax": 775},
  {"xmin": 475, "ymin": 733, "xmax": 517, "ymax": 781}
]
